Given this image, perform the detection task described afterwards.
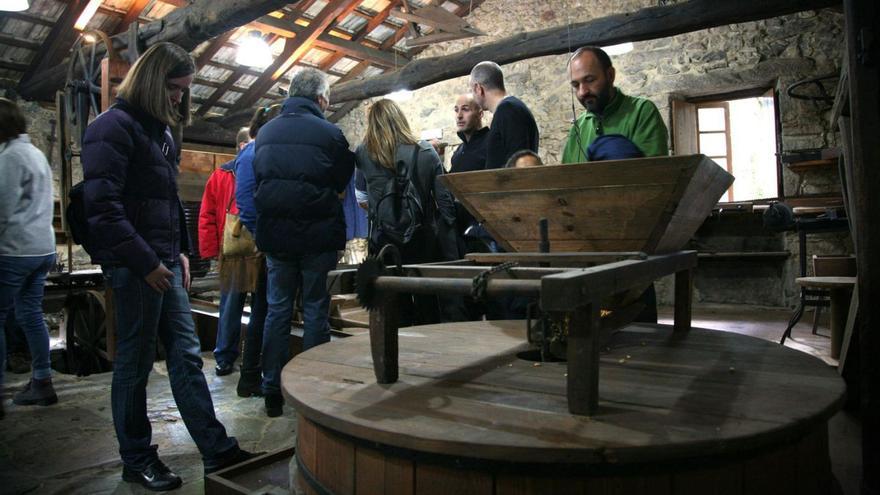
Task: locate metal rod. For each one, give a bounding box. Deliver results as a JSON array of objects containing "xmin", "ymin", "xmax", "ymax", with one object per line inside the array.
[
  {"xmin": 538, "ymin": 218, "xmax": 550, "ymax": 253},
  {"xmin": 373, "ymin": 276, "xmax": 541, "ymax": 297}
]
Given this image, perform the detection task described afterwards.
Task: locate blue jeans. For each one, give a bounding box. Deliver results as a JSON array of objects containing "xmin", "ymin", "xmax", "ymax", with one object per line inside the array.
[
  {"xmin": 214, "ymin": 290, "xmax": 245, "ymax": 367},
  {"xmin": 0, "ymin": 254, "xmax": 55, "ymax": 388},
  {"xmin": 214, "ymin": 271, "xmax": 267, "ymax": 372},
  {"xmin": 262, "ymin": 251, "xmax": 336, "ymax": 395},
  {"xmin": 104, "ymin": 262, "xmax": 238, "ymax": 469}
]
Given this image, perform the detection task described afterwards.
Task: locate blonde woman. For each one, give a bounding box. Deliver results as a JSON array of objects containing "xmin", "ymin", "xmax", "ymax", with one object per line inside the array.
[
  {"xmin": 355, "ymin": 99, "xmax": 457, "ymax": 325},
  {"xmin": 81, "ymin": 42, "xmax": 256, "ymax": 491}
]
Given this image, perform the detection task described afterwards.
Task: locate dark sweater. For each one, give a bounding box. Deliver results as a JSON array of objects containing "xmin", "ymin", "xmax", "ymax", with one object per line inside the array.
[
  {"xmin": 450, "ymin": 127, "xmax": 489, "ymax": 173},
  {"xmin": 485, "ymin": 96, "xmax": 539, "ymax": 169}
]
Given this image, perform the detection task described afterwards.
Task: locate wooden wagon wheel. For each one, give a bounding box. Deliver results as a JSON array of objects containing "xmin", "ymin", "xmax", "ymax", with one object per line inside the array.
[
  {"xmin": 62, "ymin": 290, "xmax": 112, "ymax": 376},
  {"xmin": 64, "ymin": 30, "xmax": 119, "ymax": 149}
]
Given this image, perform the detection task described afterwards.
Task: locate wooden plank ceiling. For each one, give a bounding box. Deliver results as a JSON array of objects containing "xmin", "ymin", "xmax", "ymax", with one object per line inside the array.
[{"xmin": 0, "ymin": 0, "xmax": 485, "ymax": 125}]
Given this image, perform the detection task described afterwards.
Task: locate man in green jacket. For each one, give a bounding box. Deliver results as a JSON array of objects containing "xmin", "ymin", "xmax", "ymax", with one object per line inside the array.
[{"xmin": 562, "ymin": 46, "xmax": 669, "ymax": 164}]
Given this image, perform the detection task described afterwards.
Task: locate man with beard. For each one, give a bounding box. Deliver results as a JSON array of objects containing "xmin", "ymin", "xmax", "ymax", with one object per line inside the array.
[{"xmin": 561, "ymin": 46, "xmax": 668, "ymax": 164}]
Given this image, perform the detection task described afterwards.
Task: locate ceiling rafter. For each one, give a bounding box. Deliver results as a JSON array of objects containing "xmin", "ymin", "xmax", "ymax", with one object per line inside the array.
[
  {"xmin": 253, "ymin": 12, "xmax": 409, "ymax": 68},
  {"xmin": 195, "ymin": 31, "xmax": 235, "ymax": 69},
  {"xmin": 0, "ymin": 11, "xmax": 54, "ymax": 27},
  {"xmin": 227, "ymin": 0, "xmax": 360, "ymax": 114},
  {"xmin": 195, "ymin": 32, "xmax": 283, "ymax": 117},
  {"xmin": 19, "ymin": 0, "xmax": 91, "ymax": 87},
  {"xmin": 0, "ymin": 33, "xmax": 41, "ymax": 51},
  {"xmin": 328, "ymin": 0, "xmax": 486, "ymax": 123},
  {"xmin": 112, "ymin": 0, "xmax": 152, "ymax": 35}
]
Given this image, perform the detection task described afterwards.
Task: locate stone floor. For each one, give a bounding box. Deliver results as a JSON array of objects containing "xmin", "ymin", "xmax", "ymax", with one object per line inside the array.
[
  {"xmin": 0, "ymin": 302, "xmax": 862, "ymax": 494},
  {"xmin": 0, "ymin": 357, "xmax": 296, "ymax": 494}
]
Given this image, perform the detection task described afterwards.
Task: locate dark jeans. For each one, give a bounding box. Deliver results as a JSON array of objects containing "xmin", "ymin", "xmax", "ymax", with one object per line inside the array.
[
  {"xmin": 262, "ymin": 251, "xmax": 336, "ymax": 395},
  {"xmin": 0, "ymin": 254, "xmax": 55, "ymax": 387},
  {"xmin": 214, "ymin": 270, "xmax": 267, "ymax": 371},
  {"xmin": 104, "ymin": 262, "xmax": 237, "ymax": 469}
]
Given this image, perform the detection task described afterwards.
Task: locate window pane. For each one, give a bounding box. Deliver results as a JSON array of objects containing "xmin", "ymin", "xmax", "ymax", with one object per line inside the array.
[
  {"xmin": 698, "ymin": 107, "xmax": 726, "ymax": 132},
  {"xmin": 699, "ymin": 133, "xmax": 727, "ymax": 156}
]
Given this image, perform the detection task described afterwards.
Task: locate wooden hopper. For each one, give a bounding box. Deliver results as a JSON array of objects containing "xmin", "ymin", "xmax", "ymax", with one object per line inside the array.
[{"xmin": 440, "ymin": 155, "xmax": 734, "ymax": 254}]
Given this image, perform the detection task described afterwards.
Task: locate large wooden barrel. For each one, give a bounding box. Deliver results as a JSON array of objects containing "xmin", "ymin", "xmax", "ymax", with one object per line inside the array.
[{"xmin": 283, "ymin": 321, "xmax": 845, "ymax": 495}]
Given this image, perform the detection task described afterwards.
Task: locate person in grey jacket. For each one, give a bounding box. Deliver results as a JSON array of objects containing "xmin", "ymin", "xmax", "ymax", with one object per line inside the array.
[{"xmin": 0, "ymin": 97, "xmax": 58, "ymax": 418}]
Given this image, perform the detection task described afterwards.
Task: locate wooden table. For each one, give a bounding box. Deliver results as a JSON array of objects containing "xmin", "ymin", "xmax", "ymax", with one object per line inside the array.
[
  {"xmin": 796, "ymin": 276, "xmax": 857, "ymax": 358},
  {"xmin": 283, "ymin": 321, "xmax": 845, "ymax": 495}
]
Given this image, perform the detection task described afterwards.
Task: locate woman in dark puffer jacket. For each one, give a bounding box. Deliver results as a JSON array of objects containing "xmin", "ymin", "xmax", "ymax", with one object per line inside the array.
[{"xmin": 81, "ymin": 42, "xmax": 256, "ymax": 492}]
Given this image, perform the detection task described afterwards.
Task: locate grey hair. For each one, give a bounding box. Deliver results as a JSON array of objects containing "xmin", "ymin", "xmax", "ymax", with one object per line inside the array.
[
  {"xmin": 288, "ymin": 67, "xmax": 330, "ymax": 101},
  {"xmin": 469, "ymin": 61, "xmax": 505, "ymax": 92}
]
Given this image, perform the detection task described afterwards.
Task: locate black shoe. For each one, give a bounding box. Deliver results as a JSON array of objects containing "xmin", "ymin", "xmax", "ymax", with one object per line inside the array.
[
  {"xmin": 122, "ymin": 460, "xmax": 182, "ymax": 491},
  {"xmin": 12, "ymin": 378, "xmax": 58, "ymax": 406},
  {"xmin": 236, "ymin": 370, "xmax": 263, "ymax": 398},
  {"xmin": 265, "ymin": 394, "xmax": 283, "ymax": 417},
  {"xmin": 204, "ymin": 448, "xmax": 262, "ymax": 475},
  {"xmin": 214, "ymin": 362, "xmax": 235, "ymax": 376}
]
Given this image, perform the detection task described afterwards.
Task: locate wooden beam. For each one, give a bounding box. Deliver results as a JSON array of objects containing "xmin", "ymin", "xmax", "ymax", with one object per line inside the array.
[
  {"xmin": 843, "ymin": 0, "xmax": 880, "ymax": 493},
  {"xmin": 17, "ymin": 0, "xmax": 298, "ymax": 101},
  {"xmin": 253, "ymin": 9, "xmax": 409, "ymax": 68},
  {"xmin": 0, "ymin": 33, "xmax": 41, "ymax": 51},
  {"xmin": 18, "ymin": 0, "xmax": 91, "ymax": 88},
  {"xmin": 300, "ymin": 0, "xmax": 482, "ymax": 125},
  {"xmin": 195, "ymin": 31, "xmax": 235, "ymax": 68},
  {"xmin": 113, "ymin": 0, "xmax": 151, "ymax": 35},
  {"xmin": 327, "ymin": 100, "xmax": 361, "ymax": 123},
  {"xmin": 0, "ymin": 60, "xmax": 29, "ymax": 72},
  {"xmin": 0, "ymin": 11, "xmax": 55, "ymax": 27},
  {"xmin": 330, "ymin": 0, "xmax": 839, "ymax": 103},
  {"xmin": 350, "ymin": 1, "xmax": 401, "ymax": 40},
  {"xmin": 314, "ymin": 35, "xmax": 407, "ymax": 67},
  {"xmin": 195, "ymin": 33, "xmax": 282, "ymax": 117},
  {"xmin": 204, "ymin": 59, "xmax": 264, "ymax": 78},
  {"xmin": 227, "ymin": 0, "xmax": 359, "ymax": 113}
]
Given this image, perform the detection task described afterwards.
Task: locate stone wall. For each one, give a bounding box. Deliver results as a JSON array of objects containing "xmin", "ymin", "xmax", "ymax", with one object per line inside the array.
[{"xmin": 336, "ymin": 1, "xmax": 852, "ymax": 307}]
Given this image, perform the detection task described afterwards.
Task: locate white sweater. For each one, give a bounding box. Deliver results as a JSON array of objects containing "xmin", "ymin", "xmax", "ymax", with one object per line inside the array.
[{"xmin": 0, "ymin": 134, "xmax": 55, "ymax": 256}]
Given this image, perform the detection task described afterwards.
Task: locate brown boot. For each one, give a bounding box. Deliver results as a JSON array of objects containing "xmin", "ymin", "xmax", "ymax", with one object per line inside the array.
[{"xmin": 13, "ymin": 378, "xmax": 58, "ymax": 406}]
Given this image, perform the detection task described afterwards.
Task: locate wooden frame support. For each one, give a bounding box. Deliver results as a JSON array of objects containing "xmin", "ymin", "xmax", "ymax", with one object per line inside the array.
[
  {"xmin": 369, "ymin": 291, "xmax": 399, "ymax": 384},
  {"xmin": 357, "ymin": 251, "xmax": 698, "ymax": 416},
  {"xmin": 566, "ymin": 303, "xmax": 602, "ymax": 415},
  {"xmin": 674, "ymin": 268, "xmax": 693, "ymax": 333}
]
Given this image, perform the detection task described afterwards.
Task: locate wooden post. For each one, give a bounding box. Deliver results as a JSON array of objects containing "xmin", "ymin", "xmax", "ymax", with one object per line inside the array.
[
  {"xmin": 369, "ymin": 291, "xmax": 399, "ymax": 384},
  {"xmin": 100, "ymin": 57, "xmax": 130, "ymax": 113},
  {"xmin": 843, "ymin": 0, "xmax": 879, "ymax": 491},
  {"xmin": 566, "ymin": 303, "xmax": 602, "ymax": 415},
  {"xmin": 674, "ymin": 268, "xmax": 693, "ymax": 333}
]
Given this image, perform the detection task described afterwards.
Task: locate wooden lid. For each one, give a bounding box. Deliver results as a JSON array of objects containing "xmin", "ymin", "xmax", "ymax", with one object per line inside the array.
[{"xmin": 283, "ymin": 321, "xmax": 844, "ymax": 465}]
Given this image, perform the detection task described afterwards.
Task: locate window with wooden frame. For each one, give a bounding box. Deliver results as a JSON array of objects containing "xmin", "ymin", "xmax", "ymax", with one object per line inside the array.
[{"xmin": 672, "ymin": 89, "xmax": 780, "ymax": 202}]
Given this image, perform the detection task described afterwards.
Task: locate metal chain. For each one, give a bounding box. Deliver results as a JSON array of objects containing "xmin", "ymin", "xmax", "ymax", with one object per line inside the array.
[{"xmin": 471, "ymin": 261, "xmax": 518, "ymax": 302}]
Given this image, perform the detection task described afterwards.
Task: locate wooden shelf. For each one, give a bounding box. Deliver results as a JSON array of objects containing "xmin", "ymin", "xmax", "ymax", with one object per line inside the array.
[
  {"xmin": 698, "ymin": 251, "xmax": 790, "ymax": 261},
  {"xmin": 786, "ymin": 158, "xmax": 837, "ymax": 174}
]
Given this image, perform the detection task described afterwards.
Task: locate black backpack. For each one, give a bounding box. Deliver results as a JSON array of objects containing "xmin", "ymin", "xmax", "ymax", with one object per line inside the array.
[
  {"xmin": 66, "ymin": 181, "xmax": 95, "ymax": 254},
  {"xmin": 371, "ymin": 144, "xmax": 424, "ymax": 247}
]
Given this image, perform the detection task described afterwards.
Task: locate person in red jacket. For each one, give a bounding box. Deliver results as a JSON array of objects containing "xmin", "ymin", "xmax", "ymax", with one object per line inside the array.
[{"xmin": 198, "ymin": 128, "xmax": 253, "ymax": 380}]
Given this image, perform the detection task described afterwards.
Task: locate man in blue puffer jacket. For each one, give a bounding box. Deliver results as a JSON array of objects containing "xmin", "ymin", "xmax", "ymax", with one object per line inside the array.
[{"xmin": 252, "ymin": 68, "xmax": 355, "ymax": 417}]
